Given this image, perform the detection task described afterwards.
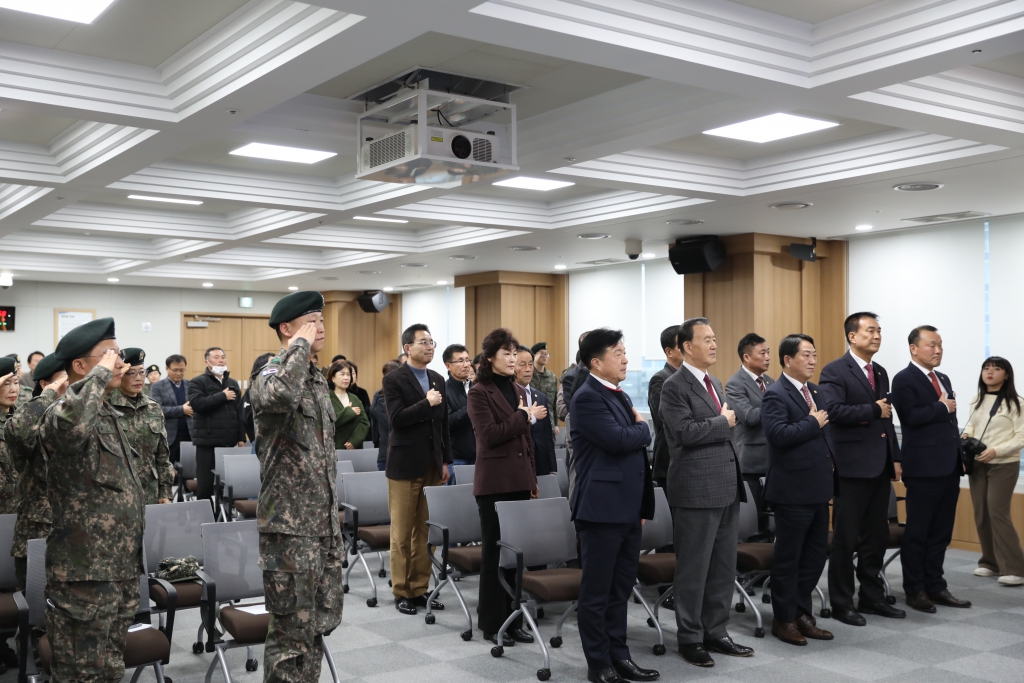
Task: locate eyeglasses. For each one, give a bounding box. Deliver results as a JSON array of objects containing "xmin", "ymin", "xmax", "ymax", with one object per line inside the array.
[
  {"xmin": 82, "ymin": 349, "xmax": 127, "ymax": 361},
  {"xmin": 412, "ymin": 340, "xmax": 437, "ymax": 348},
  {"xmin": 124, "ymin": 369, "xmax": 147, "ymax": 378},
  {"xmin": 449, "ymin": 358, "xmax": 472, "ymax": 364}
]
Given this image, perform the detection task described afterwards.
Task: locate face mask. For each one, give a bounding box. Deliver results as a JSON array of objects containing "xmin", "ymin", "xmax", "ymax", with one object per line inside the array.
[{"xmin": 210, "ymin": 365, "xmax": 227, "ymax": 376}]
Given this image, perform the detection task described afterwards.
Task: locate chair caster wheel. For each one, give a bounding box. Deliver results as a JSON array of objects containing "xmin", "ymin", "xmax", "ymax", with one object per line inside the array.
[
  {"xmin": 820, "ymin": 608, "xmax": 831, "ymax": 619},
  {"xmin": 762, "ymin": 594, "xmax": 772, "ymax": 604},
  {"xmin": 378, "ymin": 569, "xmax": 387, "ymax": 577},
  {"xmin": 206, "ymin": 642, "xmax": 216, "ymax": 653},
  {"xmin": 388, "ymin": 580, "xmax": 392, "ymax": 587},
  {"xmin": 343, "ymin": 585, "xmax": 349, "ymax": 593},
  {"xmin": 736, "ymin": 603, "xmax": 746, "ymax": 612},
  {"xmin": 491, "ymin": 646, "xmax": 504, "ymax": 658},
  {"xmin": 165, "ymin": 678, "xmax": 173, "ymax": 683},
  {"xmin": 425, "ymin": 614, "xmax": 435, "ymax": 624},
  {"xmin": 245, "ymin": 660, "xmax": 258, "ymax": 672},
  {"xmin": 886, "ymin": 596, "xmax": 896, "ymax": 605},
  {"xmin": 653, "ymin": 644, "xmax": 666, "ymax": 656},
  {"xmin": 647, "ymin": 617, "xmax": 655, "ymax": 628},
  {"xmin": 461, "ymin": 630, "xmax": 473, "ymax": 641},
  {"xmin": 755, "ymin": 627, "xmax": 765, "ymax": 638},
  {"xmin": 550, "ymin": 636, "xmax": 562, "ymax": 648},
  {"xmin": 366, "ymin": 598, "xmax": 377, "ymax": 607},
  {"xmin": 192, "ymin": 642, "xmax": 204, "ymax": 654},
  {"xmin": 537, "ymin": 608, "xmax": 544, "ymax": 619},
  {"xmin": 342, "ymin": 560, "xmax": 348, "ymax": 569},
  {"xmin": 538, "ymin": 669, "xmax": 551, "ymax": 681}
]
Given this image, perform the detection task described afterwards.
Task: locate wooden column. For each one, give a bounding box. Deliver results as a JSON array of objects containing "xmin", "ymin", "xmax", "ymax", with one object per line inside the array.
[
  {"xmin": 454, "ymin": 271, "xmax": 569, "ymax": 374},
  {"xmin": 321, "ymin": 290, "xmax": 403, "ymax": 397},
  {"xmin": 684, "ymin": 234, "xmax": 848, "ymax": 382}
]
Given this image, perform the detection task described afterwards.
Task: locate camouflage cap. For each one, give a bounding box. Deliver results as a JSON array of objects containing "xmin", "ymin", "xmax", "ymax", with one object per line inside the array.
[
  {"xmin": 32, "ymin": 353, "xmax": 64, "ymax": 382},
  {"xmin": 0, "ymin": 356, "xmax": 15, "ymax": 377},
  {"xmin": 269, "ymin": 290, "xmax": 324, "ymax": 329},
  {"xmin": 54, "ymin": 317, "xmax": 116, "ymax": 361},
  {"xmin": 122, "ymin": 348, "xmax": 146, "ymax": 367}
]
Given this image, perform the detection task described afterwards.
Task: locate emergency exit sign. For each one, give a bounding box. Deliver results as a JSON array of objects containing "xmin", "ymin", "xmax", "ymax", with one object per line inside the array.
[{"xmin": 0, "ymin": 306, "xmax": 14, "ymax": 331}]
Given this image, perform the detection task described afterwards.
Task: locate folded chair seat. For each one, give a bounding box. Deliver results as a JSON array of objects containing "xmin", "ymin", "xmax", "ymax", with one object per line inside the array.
[
  {"xmin": 887, "ymin": 523, "xmax": 904, "ymax": 547},
  {"xmin": 219, "ymin": 605, "xmax": 271, "ymax": 644},
  {"xmin": 38, "ymin": 625, "xmax": 171, "ymax": 672},
  {"xmin": 447, "ymin": 546, "xmax": 482, "ymax": 574},
  {"xmin": 637, "ymin": 553, "xmax": 676, "ymax": 585},
  {"xmin": 356, "ymin": 525, "xmax": 390, "ymax": 547},
  {"xmin": 186, "ymin": 479, "xmax": 197, "ymax": 493},
  {"xmin": 520, "ymin": 568, "xmax": 582, "ymax": 603},
  {"xmin": 736, "ymin": 543, "xmax": 774, "ymax": 572},
  {"xmin": 233, "ymin": 500, "xmax": 257, "ymax": 518},
  {"xmin": 150, "ymin": 580, "xmax": 202, "ymax": 609},
  {"xmin": 0, "ymin": 593, "xmax": 18, "ymax": 629}
]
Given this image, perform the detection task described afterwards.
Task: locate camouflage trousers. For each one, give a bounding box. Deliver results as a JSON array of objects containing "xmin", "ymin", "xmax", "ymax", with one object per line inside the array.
[
  {"xmin": 45, "ymin": 578, "xmax": 139, "ymax": 683},
  {"xmin": 259, "ymin": 532, "xmax": 344, "ymax": 683}
]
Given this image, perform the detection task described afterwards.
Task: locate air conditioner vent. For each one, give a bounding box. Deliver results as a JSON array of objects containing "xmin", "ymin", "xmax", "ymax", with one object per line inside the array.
[
  {"xmin": 363, "ymin": 129, "xmax": 413, "ymax": 170},
  {"xmin": 902, "ymin": 211, "xmax": 989, "ymax": 224},
  {"xmin": 577, "ymin": 258, "xmax": 627, "ymax": 266},
  {"xmin": 472, "ymin": 138, "xmax": 492, "ymax": 162}
]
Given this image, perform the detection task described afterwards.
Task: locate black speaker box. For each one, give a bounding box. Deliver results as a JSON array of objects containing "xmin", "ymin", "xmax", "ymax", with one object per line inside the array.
[
  {"xmin": 357, "ymin": 291, "xmax": 390, "ymax": 313},
  {"xmin": 668, "ymin": 236, "xmax": 726, "ymax": 274}
]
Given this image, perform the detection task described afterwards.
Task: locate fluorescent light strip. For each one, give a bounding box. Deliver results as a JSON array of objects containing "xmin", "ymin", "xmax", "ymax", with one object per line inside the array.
[
  {"xmin": 704, "ymin": 113, "xmax": 838, "ymax": 143},
  {"xmin": 493, "ymin": 177, "xmax": 575, "ymax": 191},
  {"xmin": 0, "ymin": 0, "xmax": 116, "ymax": 23},
  {"xmin": 353, "ymin": 216, "xmax": 408, "ymax": 224},
  {"xmin": 230, "ymin": 143, "xmax": 336, "ymax": 164},
  {"xmin": 128, "ymin": 195, "xmax": 203, "ymax": 206}
]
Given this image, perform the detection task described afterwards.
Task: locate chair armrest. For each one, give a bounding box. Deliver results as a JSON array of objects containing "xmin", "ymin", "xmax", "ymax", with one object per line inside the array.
[
  {"xmin": 425, "ymin": 521, "xmax": 449, "ymax": 579},
  {"xmin": 194, "ymin": 568, "xmax": 219, "ymax": 650},
  {"xmin": 13, "ymin": 591, "xmax": 30, "ymax": 683},
  {"xmin": 339, "ymin": 502, "xmax": 359, "ymax": 554},
  {"xmin": 496, "ymin": 540, "xmax": 524, "ymax": 605},
  {"xmin": 149, "ymin": 578, "xmax": 177, "ymax": 663}
]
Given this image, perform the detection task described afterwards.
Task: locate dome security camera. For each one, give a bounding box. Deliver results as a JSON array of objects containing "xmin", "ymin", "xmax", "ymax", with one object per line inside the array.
[{"xmin": 625, "ymin": 238, "xmax": 643, "ymax": 261}]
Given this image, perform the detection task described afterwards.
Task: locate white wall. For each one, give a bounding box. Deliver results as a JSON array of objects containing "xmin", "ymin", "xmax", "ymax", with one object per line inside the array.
[{"xmin": 400, "ymin": 286, "xmax": 467, "ymax": 375}]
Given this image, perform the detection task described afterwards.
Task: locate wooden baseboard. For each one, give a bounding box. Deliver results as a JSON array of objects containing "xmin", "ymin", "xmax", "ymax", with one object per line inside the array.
[{"xmin": 894, "ymin": 479, "xmax": 1024, "ymax": 553}]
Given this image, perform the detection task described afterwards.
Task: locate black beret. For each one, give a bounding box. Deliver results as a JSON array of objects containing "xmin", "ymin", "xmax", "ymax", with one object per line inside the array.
[
  {"xmin": 123, "ymin": 348, "xmax": 146, "ymax": 367},
  {"xmin": 145, "ymin": 364, "xmax": 160, "ymax": 375},
  {"xmin": 54, "ymin": 317, "xmax": 116, "ymax": 362},
  {"xmin": 0, "ymin": 357, "xmax": 15, "ymax": 377},
  {"xmin": 530, "ymin": 342, "xmax": 548, "ymax": 355},
  {"xmin": 4, "ymin": 353, "xmax": 18, "ymax": 363},
  {"xmin": 32, "ymin": 354, "xmax": 65, "ymax": 382},
  {"xmin": 269, "ymin": 291, "xmax": 324, "ymax": 329}
]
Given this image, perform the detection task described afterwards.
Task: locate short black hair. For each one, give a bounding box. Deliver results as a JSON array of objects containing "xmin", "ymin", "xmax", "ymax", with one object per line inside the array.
[
  {"xmin": 779, "ymin": 334, "xmax": 815, "ymax": 368},
  {"xmin": 331, "ymin": 354, "xmax": 346, "ymax": 363},
  {"xmin": 478, "ymin": 328, "xmax": 519, "ymax": 383},
  {"xmin": 517, "ymin": 345, "xmax": 533, "ymax": 358},
  {"xmin": 844, "ymin": 312, "xmax": 879, "ymax": 344},
  {"xmin": 442, "ymin": 344, "xmax": 468, "ymax": 364},
  {"xmin": 660, "ymin": 325, "xmax": 680, "ymax": 353},
  {"xmin": 165, "ymin": 354, "xmax": 186, "ymax": 367},
  {"xmin": 204, "ymin": 347, "xmax": 224, "ymax": 360},
  {"xmin": 580, "ymin": 328, "xmax": 624, "ymax": 370},
  {"xmin": 27, "ymin": 351, "xmax": 45, "ymax": 364},
  {"xmin": 401, "ymin": 324, "xmax": 430, "ymax": 349},
  {"xmin": 677, "ymin": 317, "xmax": 710, "ymax": 348},
  {"xmin": 382, "ymin": 359, "xmax": 401, "ymax": 376},
  {"xmin": 737, "ymin": 333, "xmax": 766, "ymax": 361},
  {"xmin": 909, "ymin": 325, "xmax": 938, "ymax": 346}
]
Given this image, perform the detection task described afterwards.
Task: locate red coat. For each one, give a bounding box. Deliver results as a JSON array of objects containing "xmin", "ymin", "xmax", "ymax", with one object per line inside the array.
[{"xmin": 467, "ymin": 379, "xmax": 537, "ymax": 497}]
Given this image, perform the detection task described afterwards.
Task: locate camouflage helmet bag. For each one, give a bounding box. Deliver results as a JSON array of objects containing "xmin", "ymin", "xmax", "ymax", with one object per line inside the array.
[{"xmin": 156, "ymin": 555, "xmax": 200, "ymax": 582}]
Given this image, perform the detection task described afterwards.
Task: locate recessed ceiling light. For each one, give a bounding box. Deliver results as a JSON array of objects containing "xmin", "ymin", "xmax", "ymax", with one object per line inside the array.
[
  {"xmin": 0, "ymin": 0, "xmax": 116, "ymax": 23},
  {"xmin": 450, "ymin": 255, "xmax": 477, "ymax": 260},
  {"xmin": 106, "ymin": 277, "xmax": 119, "ymax": 283},
  {"xmin": 401, "ymin": 263, "xmax": 426, "ymax": 268},
  {"xmin": 436, "ymin": 280, "xmax": 448, "ymax": 285},
  {"xmin": 641, "ymin": 253, "xmax": 657, "ymax": 259},
  {"xmin": 493, "ymin": 177, "xmax": 575, "ymax": 191},
  {"xmin": 554, "ymin": 264, "xmax": 567, "ymax": 270},
  {"xmin": 353, "ymin": 216, "xmax": 408, "ymax": 223},
  {"xmin": 202, "ymin": 282, "xmax": 214, "ymax": 287},
  {"xmin": 771, "ymin": 202, "xmax": 812, "ymax": 210},
  {"xmin": 665, "ymin": 219, "xmax": 704, "ymax": 225},
  {"xmin": 508, "ymin": 246, "xmax": 539, "ymax": 251},
  {"xmin": 383, "ymin": 286, "xmax": 394, "ymax": 292},
  {"xmin": 358, "ymin": 270, "xmax": 381, "ymax": 275},
  {"xmin": 704, "ymin": 113, "xmax": 839, "ymax": 143},
  {"xmin": 855, "ymin": 225, "xmax": 873, "ymax": 231},
  {"xmin": 128, "ymin": 195, "xmax": 203, "ymax": 205},
  {"xmin": 230, "ymin": 143, "xmax": 336, "ymax": 164},
  {"xmin": 893, "ymin": 182, "xmax": 943, "ymax": 192},
  {"xmin": 578, "ymin": 233, "xmax": 610, "ymax": 240},
  {"xmin": 288, "ymin": 286, "xmax": 299, "ymax": 291}
]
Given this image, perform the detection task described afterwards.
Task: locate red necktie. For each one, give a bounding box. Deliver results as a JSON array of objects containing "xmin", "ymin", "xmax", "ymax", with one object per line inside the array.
[
  {"xmin": 865, "ymin": 363, "xmax": 876, "ymax": 392},
  {"xmin": 928, "ymin": 371, "xmax": 942, "ymax": 398},
  {"xmin": 801, "ymin": 385, "xmax": 814, "ymax": 411},
  {"xmin": 755, "ymin": 377, "xmax": 766, "ymax": 393},
  {"xmin": 703, "ymin": 375, "xmax": 722, "ymax": 411}
]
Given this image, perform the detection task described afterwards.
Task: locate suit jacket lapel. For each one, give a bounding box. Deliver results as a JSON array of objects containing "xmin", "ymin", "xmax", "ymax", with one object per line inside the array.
[
  {"xmin": 781, "ymin": 376, "xmax": 811, "ymax": 414},
  {"xmin": 683, "ymin": 369, "xmax": 719, "ymax": 413},
  {"xmin": 845, "ymin": 354, "xmax": 875, "ymax": 396},
  {"xmin": 741, "ymin": 370, "xmax": 762, "ymax": 401},
  {"xmin": 484, "ymin": 381, "xmax": 515, "ymax": 417}
]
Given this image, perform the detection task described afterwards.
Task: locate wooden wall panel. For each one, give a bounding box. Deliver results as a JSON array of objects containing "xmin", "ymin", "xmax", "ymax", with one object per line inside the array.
[
  {"xmin": 548, "ymin": 274, "xmax": 568, "ymax": 376},
  {"xmin": 818, "ymin": 240, "xmax": 849, "ymax": 374},
  {"xmin": 684, "ymin": 273, "xmax": 704, "ymax": 318},
  {"xmin": 320, "ymin": 290, "xmax": 402, "ymax": 397},
  {"xmin": 241, "ymin": 318, "xmax": 283, "ymax": 380},
  {"xmin": 501, "ymin": 284, "xmax": 537, "ymax": 343},
  {"xmin": 474, "ymin": 284, "xmax": 502, "ymax": 349},
  {"xmin": 464, "ymin": 286, "xmax": 477, "ymax": 356}
]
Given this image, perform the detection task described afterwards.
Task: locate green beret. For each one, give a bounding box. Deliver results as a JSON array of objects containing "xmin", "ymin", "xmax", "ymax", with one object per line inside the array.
[
  {"xmin": 32, "ymin": 354, "xmax": 65, "ymax": 382},
  {"xmin": 269, "ymin": 291, "xmax": 324, "ymax": 329},
  {"xmin": 4, "ymin": 353, "xmax": 18, "ymax": 363},
  {"xmin": 145, "ymin": 364, "xmax": 160, "ymax": 375},
  {"xmin": 123, "ymin": 348, "xmax": 146, "ymax": 367},
  {"xmin": 530, "ymin": 342, "xmax": 548, "ymax": 355},
  {"xmin": 54, "ymin": 317, "xmax": 116, "ymax": 362},
  {"xmin": 0, "ymin": 357, "xmax": 16, "ymax": 377}
]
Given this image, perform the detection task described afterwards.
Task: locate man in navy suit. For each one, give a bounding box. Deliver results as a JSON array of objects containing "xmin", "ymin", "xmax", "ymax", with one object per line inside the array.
[
  {"xmin": 819, "ymin": 313, "xmax": 905, "ymax": 624},
  {"xmin": 890, "ymin": 326, "xmax": 971, "ymax": 612},
  {"xmin": 570, "ymin": 328, "xmax": 658, "ymax": 683},
  {"xmin": 515, "ymin": 345, "xmax": 558, "ymax": 476},
  {"xmin": 761, "ymin": 334, "xmax": 838, "ymax": 646}
]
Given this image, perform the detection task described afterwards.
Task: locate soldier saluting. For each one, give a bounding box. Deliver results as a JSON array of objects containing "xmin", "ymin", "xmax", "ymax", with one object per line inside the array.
[{"xmin": 251, "ymin": 291, "xmax": 342, "ymax": 683}]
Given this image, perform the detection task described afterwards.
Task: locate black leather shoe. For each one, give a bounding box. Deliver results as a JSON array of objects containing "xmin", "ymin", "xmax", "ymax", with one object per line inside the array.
[
  {"xmin": 662, "ymin": 595, "xmax": 675, "ymax": 612},
  {"xmin": 508, "ymin": 627, "xmax": 534, "ymax": 643},
  {"xmin": 678, "ymin": 643, "xmax": 714, "ymax": 667},
  {"xmin": 395, "ymin": 597, "xmax": 417, "ymax": 615},
  {"xmin": 412, "ymin": 594, "xmax": 444, "ymax": 610},
  {"xmin": 0, "ymin": 642, "xmax": 15, "ymax": 669},
  {"xmin": 928, "ymin": 589, "xmax": 971, "ymax": 608},
  {"xmin": 703, "ymin": 636, "xmax": 754, "ymax": 657},
  {"xmin": 613, "ymin": 660, "xmax": 660, "ymax": 681},
  {"xmin": 832, "ymin": 607, "xmax": 866, "ymax": 626},
  {"xmin": 587, "ymin": 667, "xmax": 625, "ymax": 683},
  {"xmin": 905, "ymin": 591, "xmax": 936, "ymax": 613},
  {"xmin": 858, "ymin": 600, "xmax": 906, "ymax": 619},
  {"xmin": 484, "ymin": 631, "xmax": 515, "ymax": 647}
]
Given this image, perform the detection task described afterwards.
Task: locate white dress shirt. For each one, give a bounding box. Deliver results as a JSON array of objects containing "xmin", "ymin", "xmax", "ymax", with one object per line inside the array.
[
  {"xmin": 682, "ymin": 361, "xmax": 722, "ymax": 405},
  {"xmin": 849, "ymin": 350, "xmax": 873, "ymax": 381},
  {"xmin": 516, "ymin": 382, "xmax": 538, "ymax": 423},
  {"xmin": 782, "ymin": 372, "xmax": 817, "ymax": 410},
  {"xmin": 910, "ymin": 359, "xmax": 951, "ymax": 410}
]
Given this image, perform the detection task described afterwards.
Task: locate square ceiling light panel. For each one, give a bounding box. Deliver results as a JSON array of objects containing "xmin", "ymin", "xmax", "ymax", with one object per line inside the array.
[
  {"xmin": 0, "ymin": 0, "xmax": 117, "ymax": 23},
  {"xmin": 230, "ymin": 143, "xmax": 337, "ymax": 164},
  {"xmin": 704, "ymin": 113, "xmax": 839, "ymax": 143},
  {"xmin": 493, "ymin": 177, "xmax": 575, "ymax": 191}
]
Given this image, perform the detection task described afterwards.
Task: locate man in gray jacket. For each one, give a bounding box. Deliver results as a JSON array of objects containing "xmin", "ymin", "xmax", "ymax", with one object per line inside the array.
[
  {"xmin": 725, "ymin": 333, "xmax": 773, "ymax": 540},
  {"xmin": 660, "ymin": 317, "xmax": 752, "ymax": 667}
]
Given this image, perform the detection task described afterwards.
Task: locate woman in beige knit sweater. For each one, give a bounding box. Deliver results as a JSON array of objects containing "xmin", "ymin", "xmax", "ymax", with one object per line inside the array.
[{"xmin": 963, "ymin": 357, "xmax": 1024, "ymax": 586}]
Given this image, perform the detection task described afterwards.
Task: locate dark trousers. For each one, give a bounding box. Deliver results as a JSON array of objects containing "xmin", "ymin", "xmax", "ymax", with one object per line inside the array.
[
  {"xmin": 770, "ymin": 502, "xmax": 829, "ymax": 623},
  {"xmin": 169, "ymin": 433, "xmax": 190, "ymax": 465},
  {"xmin": 828, "ymin": 473, "xmax": 891, "ymax": 609},
  {"xmin": 196, "ymin": 445, "xmax": 216, "ymax": 501},
  {"xmin": 742, "ymin": 474, "xmax": 769, "ymax": 538},
  {"xmin": 577, "ymin": 519, "xmax": 642, "ymax": 670},
  {"xmin": 671, "ymin": 502, "xmax": 738, "ymax": 645},
  {"xmin": 477, "ymin": 490, "xmax": 531, "ymax": 633},
  {"xmin": 901, "ymin": 472, "xmax": 960, "ymax": 595}
]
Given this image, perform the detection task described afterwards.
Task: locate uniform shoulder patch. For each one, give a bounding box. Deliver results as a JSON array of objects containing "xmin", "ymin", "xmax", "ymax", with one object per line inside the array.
[{"xmin": 261, "ymin": 367, "xmax": 278, "ymax": 376}]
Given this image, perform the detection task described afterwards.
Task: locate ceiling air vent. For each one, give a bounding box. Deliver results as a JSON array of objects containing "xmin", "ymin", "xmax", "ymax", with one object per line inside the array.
[
  {"xmin": 577, "ymin": 258, "xmax": 627, "ymax": 266},
  {"xmin": 902, "ymin": 211, "xmax": 990, "ymax": 224}
]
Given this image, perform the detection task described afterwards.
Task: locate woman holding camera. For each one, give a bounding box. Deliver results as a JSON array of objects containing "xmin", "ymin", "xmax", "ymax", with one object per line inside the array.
[{"xmin": 963, "ymin": 356, "xmax": 1024, "ymax": 586}]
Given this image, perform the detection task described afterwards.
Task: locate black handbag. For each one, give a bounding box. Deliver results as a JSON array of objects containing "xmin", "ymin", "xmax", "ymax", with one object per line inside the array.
[{"xmin": 961, "ymin": 395, "xmax": 1003, "ymax": 474}]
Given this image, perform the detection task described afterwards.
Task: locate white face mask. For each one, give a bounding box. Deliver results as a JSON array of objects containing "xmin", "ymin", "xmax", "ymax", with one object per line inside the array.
[{"xmin": 210, "ymin": 365, "xmax": 227, "ymax": 376}]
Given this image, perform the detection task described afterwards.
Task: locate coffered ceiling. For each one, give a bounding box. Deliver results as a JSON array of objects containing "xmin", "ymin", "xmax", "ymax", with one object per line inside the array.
[{"xmin": 0, "ymin": 0, "xmax": 1022, "ymax": 293}]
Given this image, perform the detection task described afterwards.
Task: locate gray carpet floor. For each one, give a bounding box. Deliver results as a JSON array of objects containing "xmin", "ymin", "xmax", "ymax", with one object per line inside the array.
[{"xmin": 6, "ymin": 547, "xmax": 1024, "ymax": 683}]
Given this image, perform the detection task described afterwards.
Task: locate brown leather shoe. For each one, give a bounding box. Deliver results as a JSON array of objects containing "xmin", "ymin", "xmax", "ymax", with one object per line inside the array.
[
  {"xmin": 771, "ymin": 619, "xmax": 807, "ymax": 646},
  {"xmin": 796, "ymin": 614, "xmax": 834, "ymax": 640},
  {"xmin": 905, "ymin": 591, "xmax": 936, "ymax": 613},
  {"xmin": 927, "ymin": 589, "xmax": 972, "ymax": 608}
]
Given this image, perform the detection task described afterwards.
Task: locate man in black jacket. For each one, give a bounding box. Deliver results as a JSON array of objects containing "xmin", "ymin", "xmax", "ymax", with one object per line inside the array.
[
  {"xmin": 188, "ymin": 346, "xmax": 246, "ymax": 501},
  {"xmin": 648, "ymin": 325, "xmax": 681, "ymax": 492},
  {"xmin": 443, "ymin": 343, "xmax": 475, "ymax": 484}
]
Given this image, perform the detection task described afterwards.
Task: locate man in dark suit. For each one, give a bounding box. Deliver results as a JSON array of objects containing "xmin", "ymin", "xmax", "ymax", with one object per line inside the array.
[
  {"xmin": 150, "ymin": 354, "xmax": 193, "ymax": 465},
  {"xmin": 570, "ymin": 328, "xmax": 659, "ymax": 683},
  {"xmin": 761, "ymin": 334, "xmax": 838, "ymax": 646},
  {"xmin": 514, "ymin": 346, "xmax": 558, "ymax": 476},
  {"xmin": 648, "ymin": 325, "xmax": 681, "ymax": 492},
  {"xmin": 725, "ymin": 333, "xmax": 773, "ymax": 539},
  {"xmin": 890, "ymin": 325, "xmax": 971, "ymax": 613},
  {"xmin": 659, "ymin": 317, "xmax": 752, "ymax": 667},
  {"xmin": 383, "ymin": 323, "xmax": 452, "ymax": 616},
  {"xmin": 443, "ymin": 343, "xmax": 475, "ymax": 484},
  {"xmin": 819, "ymin": 313, "xmax": 905, "ymax": 625}
]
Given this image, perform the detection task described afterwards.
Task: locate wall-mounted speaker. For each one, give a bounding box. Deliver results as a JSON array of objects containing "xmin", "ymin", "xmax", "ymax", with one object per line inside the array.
[
  {"xmin": 789, "ymin": 238, "xmax": 817, "ymax": 262},
  {"xmin": 357, "ymin": 290, "xmax": 390, "ymax": 313},
  {"xmin": 668, "ymin": 236, "xmax": 726, "ymax": 274}
]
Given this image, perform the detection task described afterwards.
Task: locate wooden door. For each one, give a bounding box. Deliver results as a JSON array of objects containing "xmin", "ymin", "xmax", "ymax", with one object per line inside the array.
[
  {"xmin": 181, "ymin": 314, "xmax": 273, "ymax": 388},
  {"xmin": 241, "ymin": 318, "xmax": 283, "ymax": 383}
]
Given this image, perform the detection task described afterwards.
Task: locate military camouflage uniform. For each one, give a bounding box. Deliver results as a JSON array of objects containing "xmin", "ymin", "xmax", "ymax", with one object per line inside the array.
[
  {"xmin": 0, "ymin": 410, "xmax": 18, "ymax": 514},
  {"xmin": 15, "ymin": 382, "xmax": 33, "ymax": 410},
  {"xmin": 109, "ymin": 388, "xmax": 174, "ymax": 504},
  {"xmin": 251, "ymin": 339, "xmax": 342, "ymax": 683},
  {"xmin": 530, "ymin": 367, "xmax": 559, "ymax": 420},
  {"xmin": 4, "ymin": 387, "xmax": 59, "ymax": 588},
  {"xmin": 39, "ymin": 365, "xmax": 145, "ymax": 683}
]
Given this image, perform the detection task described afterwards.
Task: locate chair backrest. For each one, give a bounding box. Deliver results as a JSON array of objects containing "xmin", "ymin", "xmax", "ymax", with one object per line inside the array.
[
  {"xmin": 362, "ymin": 441, "xmax": 375, "ymax": 449},
  {"xmin": 424, "ymin": 484, "xmax": 483, "ymax": 546},
  {"xmin": 180, "ymin": 442, "xmax": 197, "ymax": 479},
  {"xmin": 737, "ymin": 481, "xmax": 758, "ymax": 541},
  {"xmin": 221, "ymin": 454, "xmax": 261, "ymax": 500},
  {"xmin": 640, "ymin": 487, "xmax": 673, "ymax": 551},
  {"xmin": 201, "ymin": 520, "xmax": 264, "ymax": 602},
  {"xmin": 452, "ymin": 464, "xmax": 475, "ymax": 486},
  {"xmin": 341, "ymin": 472, "xmax": 390, "ymax": 526},
  {"xmin": 214, "ymin": 446, "xmax": 251, "ymax": 477},
  {"xmin": 338, "ymin": 449, "xmax": 379, "ymax": 472},
  {"xmin": 335, "ymin": 460, "xmax": 355, "ymax": 505},
  {"xmin": 495, "ymin": 497, "xmax": 577, "ymax": 569},
  {"xmin": 536, "ymin": 474, "xmax": 561, "ymax": 500},
  {"xmin": 26, "ymin": 538, "xmax": 46, "ymax": 627},
  {"xmin": 0, "ymin": 514, "xmax": 17, "ymax": 590},
  {"xmin": 554, "ymin": 458, "xmax": 569, "ymax": 497},
  {"xmin": 144, "ymin": 500, "xmax": 216, "ymax": 573}
]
